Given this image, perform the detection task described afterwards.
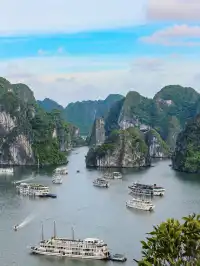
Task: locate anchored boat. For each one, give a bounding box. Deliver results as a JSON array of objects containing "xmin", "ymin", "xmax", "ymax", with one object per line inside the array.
[
  {"xmin": 16, "ymin": 183, "xmax": 50, "ymax": 196},
  {"xmin": 129, "ymin": 182, "xmax": 165, "ymax": 196},
  {"xmin": 126, "ymin": 198, "xmax": 155, "ymax": 211},
  {"xmin": 52, "ymin": 176, "xmax": 63, "ymax": 184},
  {"xmin": 54, "ymin": 167, "xmax": 68, "ymax": 175},
  {"xmin": 93, "ymin": 178, "xmax": 109, "ymax": 188},
  {"xmin": 0, "ymin": 167, "xmax": 14, "ymax": 175},
  {"xmin": 104, "ymin": 172, "xmax": 122, "ymax": 179},
  {"xmin": 30, "ymin": 222, "xmax": 110, "ymax": 260}
]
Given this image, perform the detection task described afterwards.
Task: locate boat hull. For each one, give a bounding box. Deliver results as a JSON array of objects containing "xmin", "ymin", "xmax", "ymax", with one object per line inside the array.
[
  {"xmin": 126, "ymin": 202, "xmax": 155, "ymax": 211},
  {"xmin": 93, "ymin": 184, "xmax": 109, "ymax": 188},
  {"xmin": 30, "ymin": 248, "xmax": 108, "ymax": 260}
]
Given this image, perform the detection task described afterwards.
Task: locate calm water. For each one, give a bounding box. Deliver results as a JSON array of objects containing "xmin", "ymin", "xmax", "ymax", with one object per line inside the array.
[{"xmin": 0, "ymin": 147, "xmax": 200, "ymax": 266}]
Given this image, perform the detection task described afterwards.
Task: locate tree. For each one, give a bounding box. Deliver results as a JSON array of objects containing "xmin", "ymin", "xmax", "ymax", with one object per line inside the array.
[{"xmin": 136, "ymin": 214, "xmax": 200, "ymax": 266}]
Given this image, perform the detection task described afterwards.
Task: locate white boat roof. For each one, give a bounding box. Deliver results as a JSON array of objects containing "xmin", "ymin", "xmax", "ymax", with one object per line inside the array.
[{"xmin": 84, "ymin": 238, "xmax": 101, "ymax": 242}]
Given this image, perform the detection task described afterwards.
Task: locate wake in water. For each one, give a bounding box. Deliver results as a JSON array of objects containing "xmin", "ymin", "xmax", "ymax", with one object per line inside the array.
[
  {"xmin": 14, "ymin": 200, "xmax": 49, "ymax": 231},
  {"xmin": 17, "ymin": 212, "xmax": 36, "ymax": 229},
  {"xmin": 12, "ymin": 176, "xmax": 35, "ymax": 184}
]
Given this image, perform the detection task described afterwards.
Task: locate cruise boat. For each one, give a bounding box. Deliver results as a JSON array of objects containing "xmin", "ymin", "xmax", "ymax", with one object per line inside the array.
[
  {"xmin": 16, "ymin": 183, "xmax": 50, "ymax": 196},
  {"xmin": 129, "ymin": 182, "xmax": 165, "ymax": 196},
  {"xmin": 104, "ymin": 172, "xmax": 122, "ymax": 179},
  {"xmin": 54, "ymin": 167, "xmax": 68, "ymax": 175},
  {"xmin": 112, "ymin": 172, "xmax": 122, "ymax": 179},
  {"xmin": 128, "ymin": 186, "xmax": 153, "ymax": 196},
  {"xmin": 30, "ymin": 223, "xmax": 110, "ymax": 260},
  {"xmin": 93, "ymin": 178, "xmax": 109, "ymax": 188},
  {"xmin": 52, "ymin": 176, "xmax": 63, "ymax": 184},
  {"xmin": 0, "ymin": 167, "xmax": 14, "ymax": 174},
  {"xmin": 126, "ymin": 198, "xmax": 155, "ymax": 211}
]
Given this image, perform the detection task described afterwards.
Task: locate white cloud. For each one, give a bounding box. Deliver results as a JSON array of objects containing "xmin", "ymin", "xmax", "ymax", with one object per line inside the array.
[
  {"xmin": 0, "ymin": 0, "xmax": 146, "ymax": 35},
  {"xmin": 0, "ymin": 55, "xmax": 200, "ymax": 106},
  {"xmin": 140, "ymin": 25, "xmax": 200, "ymax": 46},
  {"xmin": 37, "ymin": 47, "xmax": 66, "ymax": 56},
  {"xmin": 147, "ymin": 0, "xmax": 200, "ymax": 21}
]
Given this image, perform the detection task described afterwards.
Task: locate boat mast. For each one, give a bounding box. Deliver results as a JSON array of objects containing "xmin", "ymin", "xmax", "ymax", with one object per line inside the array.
[
  {"xmin": 71, "ymin": 227, "xmax": 74, "ymax": 240},
  {"xmin": 53, "ymin": 221, "xmax": 56, "ymax": 238},
  {"xmin": 41, "ymin": 222, "xmax": 44, "ymax": 241}
]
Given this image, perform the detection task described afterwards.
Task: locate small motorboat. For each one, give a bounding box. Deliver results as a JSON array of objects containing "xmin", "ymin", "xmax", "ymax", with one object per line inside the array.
[
  {"xmin": 110, "ymin": 254, "xmax": 127, "ymax": 262},
  {"xmin": 13, "ymin": 225, "xmax": 19, "ymax": 231},
  {"xmin": 77, "ymin": 170, "xmax": 80, "ymax": 173}
]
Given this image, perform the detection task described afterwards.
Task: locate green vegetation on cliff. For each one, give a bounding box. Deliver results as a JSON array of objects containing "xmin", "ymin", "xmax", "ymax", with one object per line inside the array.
[
  {"xmin": 86, "ymin": 127, "xmax": 149, "ymax": 168},
  {"xmin": 173, "ymin": 114, "xmax": 200, "ymax": 173},
  {"xmin": 105, "ymin": 85, "xmax": 200, "ymax": 149},
  {"xmin": 121, "ymin": 91, "xmax": 153, "ymax": 125},
  {"xmin": 0, "ymin": 77, "xmax": 79, "ymax": 165},
  {"xmin": 30, "ymin": 108, "xmax": 67, "ymax": 165}
]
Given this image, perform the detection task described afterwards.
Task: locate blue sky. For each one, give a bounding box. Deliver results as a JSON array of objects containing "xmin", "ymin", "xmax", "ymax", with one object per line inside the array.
[{"xmin": 0, "ymin": 0, "xmax": 200, "ymax": 105}]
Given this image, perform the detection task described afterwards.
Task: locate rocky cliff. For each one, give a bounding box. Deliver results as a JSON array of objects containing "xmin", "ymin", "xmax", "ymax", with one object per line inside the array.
[
  {"xmin": 105, "ymin": 86, "xmax": 200, "ymax": 151},
  {"xmin": 145, "ymin": 129, "xmax": 170, "ymax": 158},
  {"xmin": 172, "ymin": 115, "xmax": 200, "ymax": 173},
  {"xmin": 0, "ymin": 77, "xmax": 80, "ymax": 166},
  {"xmin": 86, "ymin": 128, "xmax": 151, "ymax": 168}
]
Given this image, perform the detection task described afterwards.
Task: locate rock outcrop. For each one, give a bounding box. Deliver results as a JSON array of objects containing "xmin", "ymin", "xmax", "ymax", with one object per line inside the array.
[
  {"xmin": 172, "ymin": 115, "xmax": 200, "ymax": 173},
  {"xmin": 86, "ymin": 128, "xmax": 151, "ymax": 168},
  {"xmin": 0, "ymin": 77, "xmax": 81, "ymax": 166},
  {"xmin": 145, "ymin": 129, "xmax": 169, "ymax": 158},
  {"xmin": 105, "ymin": 86, "xmax": 200, "ymax": 151},
  {"xmin": 89, "ymin": 117, "xmax": 106, "ymax": 146}
]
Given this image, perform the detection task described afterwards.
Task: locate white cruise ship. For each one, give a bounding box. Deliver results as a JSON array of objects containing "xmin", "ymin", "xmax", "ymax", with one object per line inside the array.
[
  {"xmin": 0, "ymin": 167, "xmax": 14, "ymax": 175},
  {"xmin": 16, "ymin": 183, "xmax": 50, "ymax": 196},
  {"xmin": 52, "ymin": 176, "xmax": 63, "ymax": 184},
  {"xmin": 93, "ymin": 178, "xmax": 109, "ymax": 188},
  {"xmin": 54, "ymin": 167, "xmax": 68, "ymax": 175},
  {"xmin": 130, "ymin": 182, "xmax": 165, "ymax": 196},
  {"xmin": 104, "ymin": 172, "xmax": 122, "ymax": 179},
  {"xmin": 30, "ymin": 223, "xmax": 110, "ymax": 260},
  {"xmin": 126, "ymin": 198, "xmax": 155, "ymax": 211},
  {"xmin": 112, "ymin": 172, "xmax": 122, "ymax": 179}
]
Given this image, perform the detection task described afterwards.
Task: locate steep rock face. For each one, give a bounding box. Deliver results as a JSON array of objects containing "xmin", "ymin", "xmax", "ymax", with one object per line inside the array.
[
  {"xmin": 86, "ymin": 128, "xmax": 150, "ymax": 168},
  {"xmin": 0, "ymin": 78, "xmax": 81, "ymax": 166},
  {"xmin": 89, "ymin": 118, "xmax": 106, "ymax": 146},
  {"xmin": 0, "ymin": 98, "xmax": 35, "ymax": 165},
  {"xmin": 117, "ymin": 91, "xmax": 152, "ymax": 130},
  {"xmin": 172, "ymin": 115, "xmax": 200, "ymax": 173},
  {"xmin": 145, "ymin": 129, "xmax": 169, "ymax": 158}
]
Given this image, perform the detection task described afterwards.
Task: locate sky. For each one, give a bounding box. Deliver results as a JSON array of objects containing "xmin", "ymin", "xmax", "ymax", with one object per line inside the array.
[{"xmin": 1, "ymin": 0, "xmax": 200, "ymax": 105}]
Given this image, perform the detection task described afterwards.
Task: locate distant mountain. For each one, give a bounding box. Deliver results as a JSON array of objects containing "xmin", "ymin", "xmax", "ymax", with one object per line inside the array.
[
  {"xmin": 37, "ymin": 98, "xmax": 64, "ymax": 112},
  {"xmin": 63, "ymin": 94, "xmax": 124, "ymax": 135},
  {"xmin": 37, "ymin": 94, "xmax": 124, "ymax": 135}
]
